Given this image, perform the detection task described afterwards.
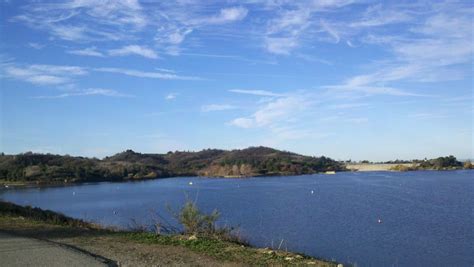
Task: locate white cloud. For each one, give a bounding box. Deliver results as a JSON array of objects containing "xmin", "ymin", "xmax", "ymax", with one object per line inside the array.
[
  {"xmin": 229, "ymin": 117, "xmax": 254, "ymax": 128},
  {"xmin": 329, "ymin": 4, "xmax": 473, "ymax": 96},
  {"xmin": 262, "ymin": 1, "xmax": 354, "ymax": 54},
  {"xmin": 201, "ymin": 104, "xmax": 237, "ymax": 112},
  {"xmin": 264, "ymin": 37, "xmax": 298, "ymax": 55},
  {"xmin": 108, "ymin": 45, "xmax": 158, "ymax": 59},
  {"xmin": 2, "ymin": 64, "xmax": 87, "ymax": 85},
  {"xmin": 33, "ymin": 88, "xmax": 132, "ymax": 99},
  {"xmin": 165, "ymin": 93, "xmax": 177, "ymax": 100},
  {"xmin": 50, "ymin": 25, "xmax": 88, "ymax": 41},
  {"xmin": 155, "ymin": 26, "xmax": 193, "ymax": 46},
  {"xmin": 205, "ymin": 7, "xmax": 248, "ymax": 25},
  {"xmin": 350, "ymin": 4, "xmax": 413, "ymax": 28},
  {"xmin": 154, "ymin": 26, "xmax": 193, "ymax": 55},
  {"xmin": 229, "ymin": 95, "xmax": 307, "ymax": 128},
  {"xmin": 67, "ymin": 47, "xmax": 104, "ymax": 57},
  {"xmin": 28, "ymin": 42, "xmax": 44, "ymax": 49},
  {"xmin": 95, "ymin": 67, "xmax": 200, "ymax": 80},
  {"xmin": 320, "ymin": 20, "xmax": 340, "ymax": 43},
  {"xmin": 326, "ymin": 84, "xmax": 427, "ymax": 97},
  {"xmin": 155, "ymin": 68, "xmax": 175, "ymax": 73},
  {"xmin": 229, "ymin": 89, "xmax": 284, "ymax": 97},
  {"xmin": 13, "ymin": 0, "xmax": 146, "ymax": 42},
  {"xmin": 228, "ymin": 92, "xmax": 325, "ymax": 144},
  {"xmin": 154, "ymin": 6, "xmax": 247, "ymax": 55}
]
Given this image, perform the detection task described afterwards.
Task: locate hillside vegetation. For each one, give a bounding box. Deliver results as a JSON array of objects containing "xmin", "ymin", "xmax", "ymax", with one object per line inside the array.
[
  {"xmin": 0, "ymin": 146, "xmax": 345, "ymax": 184},
  {"xmin": 390, "ymin": 155, "xmax": 470, "ymax": 171}
]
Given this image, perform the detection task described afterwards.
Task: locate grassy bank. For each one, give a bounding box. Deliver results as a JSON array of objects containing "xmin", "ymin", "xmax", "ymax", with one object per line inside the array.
[{"xmin": 0, "ymin": 201, "xmax": 337, "ymax": 266}]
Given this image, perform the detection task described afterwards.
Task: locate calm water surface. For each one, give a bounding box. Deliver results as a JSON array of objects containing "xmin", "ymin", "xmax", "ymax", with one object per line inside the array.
[{"xmin": 1, "ymin": 171, "xmax": 473, "ymax": 266}]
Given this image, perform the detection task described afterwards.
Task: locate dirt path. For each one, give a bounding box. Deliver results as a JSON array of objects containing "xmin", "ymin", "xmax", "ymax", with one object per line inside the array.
[{"xmin": 0, "ymin": 231, "xmax": 111, "ymax": 267}]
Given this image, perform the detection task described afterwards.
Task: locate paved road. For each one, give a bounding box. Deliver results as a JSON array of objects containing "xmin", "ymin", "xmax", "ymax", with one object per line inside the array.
[{"xmin": 0, "ymin": 232, "xmax": 110, "ymax": 267}]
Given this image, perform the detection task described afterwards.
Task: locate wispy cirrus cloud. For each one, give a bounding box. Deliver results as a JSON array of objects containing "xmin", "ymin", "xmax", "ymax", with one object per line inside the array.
[
  {"xmin": 67, "ymin": 47, "xmax": 104, "ymax": 57},
  {"xmin": 262, "ymin": 1, "xmax": 354, "ymax": 55},
  {"xmin": 2, "ymin": 64, "xmax": 87, "ymax": 85},
  {"xmin": 327, "ymin": 2, "xmax": 473, "ymax": 97},
  {"xmin": 229, "ymin": 95, "xmax": 309, "ymax": 129},
  {"xmin": 108, "ymin": 45, "xmax": 158, "ymax": 59},
  {"xmin": 191, "ymin": 7, "xmax": 248, "ymax": 25},
  {"xmin": 13, "ymin": 1, "xmax": 249, "ymax": 57},
  {"xmin": 227, "ymin": 91, "xmax": 326, "ymax": 145},
  {"xmin": 13, "ymin": 0, "xmax": 146, "ymax": 42},
  {"xmin": 154, "ymin": 5, "xmax": 248, "ymax": 55},
  {"xmin": 33, "ymin": 88, "xmax": 133, "ymax": 99},
  {"xmin": 27, "ymin": 42, "xmax": 45, "ymax": 50},
  {"xmin": 229, "ymin": 89, "xmax": 284, "ymax": 97},
  {"xmin": 165, "ymin": 93, "xmax": 177, "ymax": 100},
  {"xmin": 349, "ymin": 4, "xmax": 413, "ymax": 28},
  {"xmin": 94, "ymin": 67, "xmax": 200, "ymax": 80},
  {"xmin": 1, "ymin": 62, "xmax": 202, "ymax": 88},
  {"xmin": 201, "ymin": 104, "xmax": 237, "ymax": 112}
]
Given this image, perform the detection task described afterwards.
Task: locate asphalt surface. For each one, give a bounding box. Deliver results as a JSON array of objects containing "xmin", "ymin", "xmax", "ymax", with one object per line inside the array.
[{"xmin": 0, "ymin": 232, "xmax": 110, "ymax": 267}]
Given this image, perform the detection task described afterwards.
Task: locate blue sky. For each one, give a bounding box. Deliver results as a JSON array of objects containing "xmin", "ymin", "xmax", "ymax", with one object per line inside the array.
[{"xmin": 0, "ymin": 0, "xmax": 472, "ymax": 161}]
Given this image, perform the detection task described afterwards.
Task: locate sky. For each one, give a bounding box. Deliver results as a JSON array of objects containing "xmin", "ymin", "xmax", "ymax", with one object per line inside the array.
[{"xmin": 0, "ymin": 0, "xmax": 472, "ymax": 161}]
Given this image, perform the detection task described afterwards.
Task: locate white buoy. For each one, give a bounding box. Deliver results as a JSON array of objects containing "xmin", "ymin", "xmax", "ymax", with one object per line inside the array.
[
  {"xmin": 189, "ymin": 181, "xmax": 193, "ymax": 185},
  {"xmin": 377, "ymin": 219, "xmax": 382, "ymax": 224},
  {"xmin": 311, "ymin": 190, "xmax": 314, "ymax": 194}
]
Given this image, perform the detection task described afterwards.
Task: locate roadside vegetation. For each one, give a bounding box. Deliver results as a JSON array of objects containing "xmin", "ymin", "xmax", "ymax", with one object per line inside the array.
[
  {"xmin": 0, "ymin": 201, "xmax": 94, "ymax": 228},
  {"xmin": 0, "ymin": 201, "xmax": 337, "ymax": 266}
]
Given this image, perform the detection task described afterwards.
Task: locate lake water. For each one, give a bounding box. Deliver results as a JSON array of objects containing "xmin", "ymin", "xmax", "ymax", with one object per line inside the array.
[{"xmin": 1, "ymin": 170, "xmax": 473, "ymax": 266}]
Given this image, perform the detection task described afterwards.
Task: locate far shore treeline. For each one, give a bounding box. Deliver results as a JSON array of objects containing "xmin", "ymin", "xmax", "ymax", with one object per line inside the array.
[
  {"xmin": 0, "ymin": 146, "xmax": 345, "ymax": 184},
  {"xmin": 0, "ymin": 147, "xmax": 472, "ymax": 185}
]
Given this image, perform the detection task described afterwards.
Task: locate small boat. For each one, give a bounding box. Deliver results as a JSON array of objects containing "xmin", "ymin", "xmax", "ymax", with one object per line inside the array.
[{"xmin": 325, "ymin": 171, "xmax": 336, "ymax": 175}]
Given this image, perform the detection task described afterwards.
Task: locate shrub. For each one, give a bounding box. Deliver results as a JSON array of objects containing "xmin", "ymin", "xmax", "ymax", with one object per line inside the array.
[
  {"xmin": 176, "ymin": 201, "xmax": 220, "ymax": 235},
  {"xmin": 161, "ymin": 200, "xmax": 244, "ymax": 244},
  {"xmin": 390, "ymin": 164, "xmax": 417, "ymax": 172}
]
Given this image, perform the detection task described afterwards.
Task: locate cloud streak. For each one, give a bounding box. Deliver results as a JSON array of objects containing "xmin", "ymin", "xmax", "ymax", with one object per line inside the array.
[
  {"xmin": 108, "ymin": 45, "xmax": 158, "ymax": 59},
  {"xmin": 202, "ymin": 104, "xmax": 237, "ymax": 112},
  {"xmin": 67, "ymin": 47, "xmax": 104, "ymax": 57},
  {"xmin": 2, "ymin": 64, "xmax": 87, "ymax": 85},
  {"xmin": 229, "ymin": 89, "xmax": 284, "ymax": 97},
  {"xmin": 33, "ymin": 88, "xmax": 133, "ymax": 99},
  {"xmin": 94, "ymin": 67, "xmax": 200, "ymax": 80}
]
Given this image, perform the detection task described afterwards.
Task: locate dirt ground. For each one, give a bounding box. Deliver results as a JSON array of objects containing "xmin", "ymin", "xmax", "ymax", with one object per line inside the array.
[{"xmin": 0, "ymin": 217, "xmax": 240, "ymax": 267}]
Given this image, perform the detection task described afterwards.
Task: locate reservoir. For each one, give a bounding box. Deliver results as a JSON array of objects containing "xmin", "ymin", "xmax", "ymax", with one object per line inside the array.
[{"xmin": 1, "ymin": 170, "xmax": 473, "ymax": 266}]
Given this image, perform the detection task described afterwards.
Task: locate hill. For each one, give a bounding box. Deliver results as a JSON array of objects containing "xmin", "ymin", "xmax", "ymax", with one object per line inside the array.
[{"xmin": 0, "ymin": 146, "xmax": 345, "ymax": 184}]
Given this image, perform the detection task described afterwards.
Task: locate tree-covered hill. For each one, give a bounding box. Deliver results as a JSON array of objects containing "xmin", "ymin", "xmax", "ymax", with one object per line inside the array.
[{"xmin": 0, "ymin": 147, "xmax": 346, "ymax": 184}]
